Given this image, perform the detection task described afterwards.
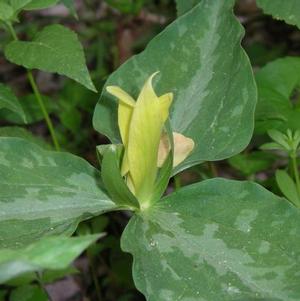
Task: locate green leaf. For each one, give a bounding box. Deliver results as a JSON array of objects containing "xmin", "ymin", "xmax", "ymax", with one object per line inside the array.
[
  {"xmin": 0, "ymin": 2, "xmax": 14, "ymax": 21},
  {"xmin": 260, "ymin": 142, "xmax": 285, "ymax": 151},
  {"xmin": 228, "ymin": 151, "xmax": 275, "ymax": 176},
  {"xmin": 0, "ymin": 83, "xmax": 26, "ymax": 123},
  {"xmin": 59, "ymin": 106, "xmax": 81, "ymax": 134},
  {"xmin": 0, "ymin": 127, "xmax": 51, "ymax": 149},
  {"xmin": 255, "ymin": 57, "xmax": 300, "ymax": 134},
  {"xmin": 151, "ymin": 122, "xmax": 173, "ymax": 203},
  {"xmin": 267, "ymin": 129, "xmax": 290, "ymax": 150},
  {"xmin": 9, "ymin": 284, "xmax": 48, "ymax": 301},
  {"xmin": 93, "ymin": 0, "xmax": 256, "ymax": 174},
  {"xmin": 256, "ymin": 0, "xmax": 300, "ymax": 29},
  {"xmin": 4, "ymin": 25, "xmax": 96, "ymax": 92},
  {"xmin": 23, "ymin": 0, "xmax": 59, "ymax": 10},
  {"xmin": 0, "ymin": 137, "xmax": 116, "ymax": 248},
  {"xmin": 122, "ymin": 179, "xmax": 300, "ymax": 300},
  {"xmin": 276, "ymin": 169, "xmax": 300, "ymax": 207},
  {"xmin": 99, "ymin": 144, "xmax": 140, "ymax": 210},
  {"xmin": 0, "ymin": 94, "xmax": 56, "ymax": 125},
  {"xmin": 9, "ymin": 0, "xmax": 32, "ymax": 12},
  {"xmin": 175, "ymin": 0, "xmax": 199, "ymax": 16},
  {"xmin": 0, "ymin": 234, "xmax": 101, "ymax": 283},
  {"xmin": 104, "ymin": 0, "xmax": 145, "ymax": 14}
]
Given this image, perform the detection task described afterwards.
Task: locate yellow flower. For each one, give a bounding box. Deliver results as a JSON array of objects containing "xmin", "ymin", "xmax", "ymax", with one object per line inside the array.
[{"xmin": 107, "ymin": 72, "xmax": 194, "ymax": 208}]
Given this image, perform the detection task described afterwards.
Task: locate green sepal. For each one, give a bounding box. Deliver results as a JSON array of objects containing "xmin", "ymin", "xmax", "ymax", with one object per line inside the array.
[
  {"xmin": 151, "ymin": 121, "xmax": 174, "ymax": 204},
  {"xmin": 98, "ymin": 144, "xmax": 140, "ymax": 210}
]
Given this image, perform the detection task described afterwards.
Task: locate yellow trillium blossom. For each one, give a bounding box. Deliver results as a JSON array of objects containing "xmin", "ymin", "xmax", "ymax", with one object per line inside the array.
[{"xmin": 106, "ymin": 72, "xmax": 194, "ymax": 208}]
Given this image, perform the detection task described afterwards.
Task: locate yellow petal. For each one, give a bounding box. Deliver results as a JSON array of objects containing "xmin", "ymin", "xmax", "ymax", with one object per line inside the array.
[
  {"xmin": 157, "ymin": 132, "xmax": 195, "ymax": 167},
  {"xmin": 127, "ymin": 72, "xmax": 167, "ymax": 204},
  {"xmin": 106, "ymin": 86, "xmax": 136, "ymax": 175},
  {"xmin": 106, "ymin": 85, "xmax": 135, "ymax": 145},
  {"xmin": 159, "ymin": 93, "xmax": 173, "ymax": 122},
  {"xmin": 106, "ymin": 86, "xmax": 135, "ymax": 107},
  {"xmin": 118, "ymin": 103, "xmax": 133, "ymax": 175}
]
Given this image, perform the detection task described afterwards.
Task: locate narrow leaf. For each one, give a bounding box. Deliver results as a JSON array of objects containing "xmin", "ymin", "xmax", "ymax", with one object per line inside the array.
[{"xmin": 276, "ymin": 169, "xmax": 300, "ymax": 207}]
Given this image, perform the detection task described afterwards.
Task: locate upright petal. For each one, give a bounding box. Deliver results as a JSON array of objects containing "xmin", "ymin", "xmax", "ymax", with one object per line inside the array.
[
  {"xmin": 106, "ymin": 86, "xmax": 135, "ymax": 175},
  {"xmin": 127, "ymin": 73, "xmax": 168, "ymax": 206},
  {"xmin": 106, "ymin": 86, "xmax": 135, "ymax": 146},
  {"xmin": 159, "ymin": 92, "xmax": 173, "ymax": 122}
]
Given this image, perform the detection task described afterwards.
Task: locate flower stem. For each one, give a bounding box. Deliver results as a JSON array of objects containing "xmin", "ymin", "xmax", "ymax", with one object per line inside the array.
[{"xmin": 6, "ymin": 22, "xmax": 60, "ymax": 151}]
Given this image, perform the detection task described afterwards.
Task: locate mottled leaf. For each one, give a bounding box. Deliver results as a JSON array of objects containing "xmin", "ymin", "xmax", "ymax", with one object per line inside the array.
[
  {"xmin": 4, "ymin": 25, "xmax": 96, "ymax": 92},
  {"xmin": 257, "ymin": 0, "xmax": 300, "ymax": 29},
  {"xmin": 0, "ymin": 83, "xmax": 26, "ymax": 123},
  {"xmin": 0, "ymin": 234, "xmax": 101, "ymax": 283},
  {"xmin": 175, "ymin": 0, "xmax": 199, "ymax": 16},
  {"xmin": 0, "ymin": 138, "xmax": 116, "ymax": 248},
  {"xmin": 93, "ymin": 0, "xmax": 256, "ymax": 174},
  {"xmin": 0, "ymin": 127, "xmax": 51, "ymax": 149},
  {"xmin": 255, "ymin": 57, "xmax": 300, "ymax": 134},
  {"xmin": 122, "ymin": 179, "xmax": 300, "ymax": 301}
]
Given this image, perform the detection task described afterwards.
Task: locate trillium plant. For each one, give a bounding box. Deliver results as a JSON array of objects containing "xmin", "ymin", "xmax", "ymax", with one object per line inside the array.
[
  {"xmin": 105, "ymin": 72, "xmax": 194, "ymax": 210},
  {"xmin": 0, "ymin": 0, "xmax": 300, "ymax": 300}
]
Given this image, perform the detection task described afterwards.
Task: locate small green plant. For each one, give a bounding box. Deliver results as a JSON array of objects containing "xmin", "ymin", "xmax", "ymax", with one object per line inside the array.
[{"xmin": 261, "ymin": 129, "xmax": 300, "ymax": 207}]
